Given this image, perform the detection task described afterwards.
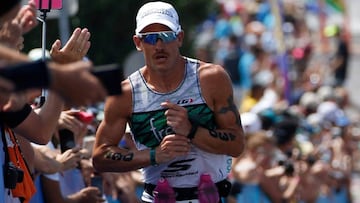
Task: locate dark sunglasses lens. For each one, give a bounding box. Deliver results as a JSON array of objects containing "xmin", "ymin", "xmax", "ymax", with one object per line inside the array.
[
  {"xmin": 160, "ymin": 32, "xmax": 177, "ymax": 43},
  {"xmin": 143, "ymin": 34, "xmax": 158, "ymax": 45},
  {"xmin": 142, "ymin": 32, "xmax": 177, "ymax": 45}
]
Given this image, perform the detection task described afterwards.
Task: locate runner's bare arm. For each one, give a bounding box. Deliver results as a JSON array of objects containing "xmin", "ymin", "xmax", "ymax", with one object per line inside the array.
[
  {"xmin": 191, "ymin": 63, "xmax": 245, "ymax": 157},
  {"xmin": 92, "ymin": 80, "xmax": 151, "ymax": 172}
]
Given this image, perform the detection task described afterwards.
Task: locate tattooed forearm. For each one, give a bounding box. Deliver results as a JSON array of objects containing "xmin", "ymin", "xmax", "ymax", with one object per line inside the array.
[
  {"xmin": 104, "ymin": 151, "xmax": 134, "ymax": 161},
  {"xmin": 209, "ymin": 129, "xmax": 236, "ymax": 141},
  {"xmin": 218, "ymin": 95, "xmax": 241, "ymax": 125}
]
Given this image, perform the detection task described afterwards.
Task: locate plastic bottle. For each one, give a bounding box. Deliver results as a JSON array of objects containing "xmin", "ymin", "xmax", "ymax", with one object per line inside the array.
[
  {"xmin": 153, "ymin": 178, "xmax": 176, "ymax": 203},
  {"xmin": 198, "ymin": 173, "xmax": 220, "ymax": 203}
]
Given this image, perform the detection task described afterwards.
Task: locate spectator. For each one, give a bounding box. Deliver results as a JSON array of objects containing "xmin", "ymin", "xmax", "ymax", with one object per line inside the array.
[
  {"xmin": 228, "ymin": 130, "xmax": 273, "ymax": 203},
  {"xmin": 222, "ymin": 34, "xmax": 243, "ymax": 106},
  {"xmin": 30, "ymin": 141, "xmax": 104, "ymax": 203},
  {"xmin": 328, "ymin": 25, "xmax": 350, "ymax": 87}
]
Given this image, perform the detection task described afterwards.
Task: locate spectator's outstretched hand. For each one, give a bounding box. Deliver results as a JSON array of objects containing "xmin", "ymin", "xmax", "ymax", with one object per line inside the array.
[
  {"xmin": 0, "ymin": 20, "xmax": 24, "ymax": 50},
  {"xmin": 50, "ymin": 28, "xmax": 91, "ymax": 64},
  {"xmin": 56, "ymin": 147, "xmax": 82, "ymax": 171},
  {"xmin": 16, "ymin": 0, "xmax": 38, "ymax": 34},
  {"xmin": 68, "ymin": 186, "xmax": 105, "ymax": 203},
  {"xmin": 58, "ymin": 110, "xmax": 85, "ymax": 136}
]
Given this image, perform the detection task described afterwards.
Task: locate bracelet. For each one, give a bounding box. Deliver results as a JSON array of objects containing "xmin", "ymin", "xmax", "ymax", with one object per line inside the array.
[
  {"xmin": 187, "ymin": 120, "xmax": 199, "ymax": 140},
  {"xmin": 150, "ymin": 148, "xmax": 158, "ymax": 166}
]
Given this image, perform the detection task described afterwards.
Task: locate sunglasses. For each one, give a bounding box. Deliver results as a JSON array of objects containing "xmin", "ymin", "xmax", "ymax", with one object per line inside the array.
[{"xmin": 138, "ymin": 31, "xmax": 178, "ymax": 45}]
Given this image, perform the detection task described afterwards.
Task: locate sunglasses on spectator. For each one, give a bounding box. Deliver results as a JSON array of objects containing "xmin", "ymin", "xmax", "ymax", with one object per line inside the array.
[{"xmin": 138, "ymin": 31, "xmax": 178, "ymax": 45}]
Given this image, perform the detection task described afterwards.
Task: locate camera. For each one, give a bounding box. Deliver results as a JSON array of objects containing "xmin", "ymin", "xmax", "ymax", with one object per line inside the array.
[{"xmin": 4, "ymin": 162, "xmax": 24, "ymax": 189}]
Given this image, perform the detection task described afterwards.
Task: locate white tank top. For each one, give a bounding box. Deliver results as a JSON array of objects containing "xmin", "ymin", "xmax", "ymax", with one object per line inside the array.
[{"xmin": 128, "ymin": 57, "xmax": 232, "ymax": 188}]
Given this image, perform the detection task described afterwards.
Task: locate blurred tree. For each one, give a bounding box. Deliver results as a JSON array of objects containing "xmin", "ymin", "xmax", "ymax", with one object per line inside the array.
[{"xmin": 23, "ymin": 0, "xmax": 218, "ymax": 66}]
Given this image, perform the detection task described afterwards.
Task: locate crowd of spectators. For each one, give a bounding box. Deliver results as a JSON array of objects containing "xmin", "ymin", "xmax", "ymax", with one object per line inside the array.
[{"xmin": 191, "ymin": 0, "xmax": 359, "ymax": 202}]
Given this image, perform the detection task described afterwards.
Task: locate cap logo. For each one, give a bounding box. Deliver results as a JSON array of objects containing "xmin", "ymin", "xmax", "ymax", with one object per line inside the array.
[{"xmin": 140, "ymin": 8, "xmax": 175, "ymax": 20}]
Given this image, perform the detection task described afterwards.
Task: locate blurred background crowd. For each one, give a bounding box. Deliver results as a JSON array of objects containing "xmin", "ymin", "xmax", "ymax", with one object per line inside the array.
[
  {"xmin": 187, "ymin": 1, "xmax": 360, "ymax": 202},
  {"xmin": 15, "ymin": 0, "xmax": 360, "ymax": 202}
]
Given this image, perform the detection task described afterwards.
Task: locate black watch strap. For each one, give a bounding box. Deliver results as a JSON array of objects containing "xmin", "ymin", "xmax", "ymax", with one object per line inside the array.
[{"xmin": 187, "ymin": 118, "xmax": 199, "ymax": 140}]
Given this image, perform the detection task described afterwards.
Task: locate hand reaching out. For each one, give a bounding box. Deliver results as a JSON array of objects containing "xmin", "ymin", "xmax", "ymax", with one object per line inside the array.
[
  {"xmin": 0, "ymin": 20, "xmax": 24, "ymax": 50},
  {"xmin": 56, "ymin": 147, "xmax": 82, "ymax": 171},
  {"xmin": 50, "ymin": 28, "xmax": 91, "ymax": 64},
  {"xmin": 58, "ymin": 110, "xmax": 86, "ymax": 136},
  {"xmin": 68, "ymin": 186, "xmax": 105, "ymax": 203},
  {"xmin": 16, "ymin": 0, "xmax": 38, "ymax": 34}
]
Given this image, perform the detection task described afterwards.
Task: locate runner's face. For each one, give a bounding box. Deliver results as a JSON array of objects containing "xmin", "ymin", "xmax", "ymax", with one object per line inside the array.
[{"xmin": 135, "ymin": 23, "xmax": 183, "ymax": 73}]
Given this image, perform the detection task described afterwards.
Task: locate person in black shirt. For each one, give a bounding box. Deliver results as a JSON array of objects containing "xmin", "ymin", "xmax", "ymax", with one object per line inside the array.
[{"xmin": 330, "ymin": 26, "xmax": 349, "ymax": 87}]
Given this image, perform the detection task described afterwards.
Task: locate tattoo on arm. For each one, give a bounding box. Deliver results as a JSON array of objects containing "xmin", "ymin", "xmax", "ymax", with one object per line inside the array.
[
  {"xmin": 218, "ymin": 95, "xmax": 241, "ymax": 126},
  {"xmin": 104, "ymin": 151, "xmax": 134, "ymax": 161},
  {"xmin": 209, "ymin": 95, "xmax": 239, "ymax": 141},
  {"xmin": 209, "ymin": 129, "xmax": 236, "ymax": 141}
]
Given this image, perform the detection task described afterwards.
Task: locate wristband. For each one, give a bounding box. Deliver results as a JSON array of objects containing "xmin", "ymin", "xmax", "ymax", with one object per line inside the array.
[
  {"xmin": 187, "ymin": 120, "xmax": 199, "ymax": 140},
  {"xmin": 0, "ymin": 60, "xmax": 50, "ymax": 91},
  {"xmin": 150, "ymin": 148, "xmax": 158, "ymax": 166}
]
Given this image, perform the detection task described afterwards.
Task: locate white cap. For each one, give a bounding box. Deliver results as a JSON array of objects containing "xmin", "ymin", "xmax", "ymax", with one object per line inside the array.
[{"xmin": 135, "ymin": 1, "xmax": 181, "ymax": 35}]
